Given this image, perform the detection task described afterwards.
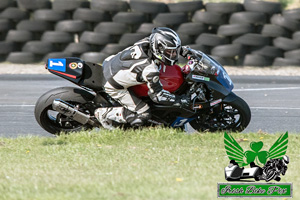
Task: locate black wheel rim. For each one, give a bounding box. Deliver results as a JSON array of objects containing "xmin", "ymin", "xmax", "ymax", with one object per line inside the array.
[{"xmin": 191, "ymin": 103, "xmax": 243, "ymax": 132}]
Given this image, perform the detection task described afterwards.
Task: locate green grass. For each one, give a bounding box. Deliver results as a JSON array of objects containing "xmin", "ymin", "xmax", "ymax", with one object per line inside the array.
[{"xmin": 0, "ymin": 128, "xmax": 299, "ymax": 200}]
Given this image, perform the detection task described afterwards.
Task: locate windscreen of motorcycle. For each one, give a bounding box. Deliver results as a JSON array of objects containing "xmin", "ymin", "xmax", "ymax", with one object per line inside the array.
[{"xmin": 201, "ymin": 54, "xmax": 234, "ymax": 92}]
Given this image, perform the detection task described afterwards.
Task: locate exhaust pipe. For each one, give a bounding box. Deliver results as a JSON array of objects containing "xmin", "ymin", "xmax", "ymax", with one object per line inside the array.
[{"xmin": 52, "ymin": 99, "xmax": 97, "ymax": 126}]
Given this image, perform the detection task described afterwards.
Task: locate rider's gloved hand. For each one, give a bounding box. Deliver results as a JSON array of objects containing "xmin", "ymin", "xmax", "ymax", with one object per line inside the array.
[
  {"xmin": 180, "ymin": 46, "xmax": 202, "ymax": 60},
  {"xmin": 181, "ymin": 65, "xmax": 191, "ymax": 74},
  {"xmin": 174, "ymin": 94, "xmax": 191, "ymax": 108},
  {"xmin": 180, "ymin": 46, "xmax": 191, "ymax": 58}
]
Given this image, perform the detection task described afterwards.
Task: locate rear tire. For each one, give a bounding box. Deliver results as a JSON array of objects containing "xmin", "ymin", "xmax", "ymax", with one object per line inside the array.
[
  {"xmin": 190, "ymin": 93, "xmax": 251, "ymax": 132},
  {"xmin": 34, "ymin": 87, "xmax": 95, "ymax": 135}
]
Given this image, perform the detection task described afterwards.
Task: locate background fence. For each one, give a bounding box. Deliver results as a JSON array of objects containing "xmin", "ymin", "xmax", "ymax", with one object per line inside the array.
[{"xmin": 0, "ymin": 0, "xmax": 299, "ymax": 66}]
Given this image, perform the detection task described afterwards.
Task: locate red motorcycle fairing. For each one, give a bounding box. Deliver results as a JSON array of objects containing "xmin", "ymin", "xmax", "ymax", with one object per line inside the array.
[{"xmin": 130, "ymin": 64, "xmax": 184, "ymax": 97}]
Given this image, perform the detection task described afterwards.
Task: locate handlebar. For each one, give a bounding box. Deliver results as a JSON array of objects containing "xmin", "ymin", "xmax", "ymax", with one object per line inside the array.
[{"xmin": 184, "ymin": 51, "xmax": 220, "ymax": 76}]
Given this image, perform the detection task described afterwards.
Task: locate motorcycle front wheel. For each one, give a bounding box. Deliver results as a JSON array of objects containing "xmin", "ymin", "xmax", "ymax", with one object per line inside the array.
[
  {"xmin": 190, "ymin": 93, "xmax": 251, "ymax": 132},
  {"xmin": 34, "ymin": 87, "xmax": 95, "ymax": 135}
]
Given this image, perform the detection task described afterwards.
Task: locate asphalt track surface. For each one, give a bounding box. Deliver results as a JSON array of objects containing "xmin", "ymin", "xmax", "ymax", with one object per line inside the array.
[{"xmin": 1, "ymin": 74, "xmax": 300, "ymax": 137}]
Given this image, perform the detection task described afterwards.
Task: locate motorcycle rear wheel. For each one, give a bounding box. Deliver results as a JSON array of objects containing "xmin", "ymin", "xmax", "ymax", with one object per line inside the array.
[
  {"xmin": 34, "ymin": 87, "xmax": 95, "ymax": 135},
  {"xmin": 190, "ymin": 94, "xmax": 251, "ymax": 132}
]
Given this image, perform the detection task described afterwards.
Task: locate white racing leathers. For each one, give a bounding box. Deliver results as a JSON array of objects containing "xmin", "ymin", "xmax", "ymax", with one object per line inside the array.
[{"xmin": 95, "ymin": 38, "xmax": 176, "ymax": 129}]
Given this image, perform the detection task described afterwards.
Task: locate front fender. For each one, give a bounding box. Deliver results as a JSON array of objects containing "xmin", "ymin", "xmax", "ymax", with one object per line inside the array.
[
  {"xmin": 222, "ymin": 92, "xmax": 238, "ymax": 103},
  {"xmin": 205, "ymin": 81, "xmax": 232, "ymax": 97}
]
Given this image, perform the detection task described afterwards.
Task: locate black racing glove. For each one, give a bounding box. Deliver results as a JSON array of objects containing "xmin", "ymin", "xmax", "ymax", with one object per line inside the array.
[
  {"xmin": 180, "ymin": 46, "xmax": 201, "ymax": 60},
  {"xmin": 180, "ymin": 46, "xmax": 191, "ymax": 58},
  {"xmin": 174, "ymin": 94, "xmax": 191, "ymax": 108}
]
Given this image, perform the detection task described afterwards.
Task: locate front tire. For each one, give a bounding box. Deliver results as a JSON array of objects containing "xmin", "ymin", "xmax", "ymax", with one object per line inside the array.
[
  {"xmin": 190, "ymin": 93, "xmax": 251, "ymax": 132},
  {"xmin": 34, "ymin": 87, "xmax": 95, "ymax": 135}
]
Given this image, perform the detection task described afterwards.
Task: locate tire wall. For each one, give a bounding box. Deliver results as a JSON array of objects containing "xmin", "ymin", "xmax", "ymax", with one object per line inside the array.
[{"xmin": 0, "ymin": 0, "xmax": 300, "ymax": 66}]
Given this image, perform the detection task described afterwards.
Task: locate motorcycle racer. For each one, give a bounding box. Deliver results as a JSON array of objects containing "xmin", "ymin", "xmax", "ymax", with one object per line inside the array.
[
  {"xmin": 37, "ymin": 27, "xmax": 251, "ymax": 134},
  {"xmin": 262, "ymin": 155, "xmax": 289, "ymax": 182},
  {"xmin": 95, "ymin": 27, "xmax": 192, "ymax": 129}
]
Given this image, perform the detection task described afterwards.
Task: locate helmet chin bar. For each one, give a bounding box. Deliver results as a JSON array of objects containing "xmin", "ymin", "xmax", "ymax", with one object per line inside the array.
[
  {"xmin": 163, "ymin": 47, "xmax": 179, "ymax": 65},
  {"xmin": 152, "ymin": 50, "xmax": 177, "ymax": 66},
  {"xmin": 162, "ymin": 55, "xmax": 176, "ymax": 66}
]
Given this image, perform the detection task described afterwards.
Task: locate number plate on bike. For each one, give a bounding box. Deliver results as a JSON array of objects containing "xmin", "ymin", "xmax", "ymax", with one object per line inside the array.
[
  {"xmin": 48, "ymin": 58, "xmax": 66, "ymax": 72},
  {"xmin": 171, "ymin": 117, "xmax": 195, "ymax": 127}
]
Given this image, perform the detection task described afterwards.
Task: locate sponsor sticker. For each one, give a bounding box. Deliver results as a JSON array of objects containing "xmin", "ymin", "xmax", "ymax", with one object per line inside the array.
[
  {"xmin": 210, "ymin": 99, "xmax": 222, "ymax": 106},
  {"xmin": 69, "ymin": 62, "xmax": 78, "ymax": 69},
  {"xmin": 192, "ymin": 74, "xmax": 210, "ymax": 81},
  {"xmin": 171, "ymin": 117, "xmax": 194, "ymax": 127},
  {"xmin": 78, "ymin": 62, "xmax": 83, "ymax": 69},
  {"xmin": 48, "ymin": 58, "xmax": 66, "ymax": 72}
]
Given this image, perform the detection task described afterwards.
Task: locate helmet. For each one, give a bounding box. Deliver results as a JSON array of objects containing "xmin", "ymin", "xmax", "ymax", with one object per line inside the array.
[
  {"xmin": 282, "ymin": 155, "xmax": 289, "ymax": 165},
  {"xmin": 149, "ymin": 27, "xmax": 181, "ymax": 66}
]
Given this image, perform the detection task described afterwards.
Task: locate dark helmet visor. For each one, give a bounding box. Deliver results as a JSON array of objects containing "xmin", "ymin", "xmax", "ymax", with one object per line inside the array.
[{"xmin": 164, "ymin": 48, "xmax": 179, "ymax": 61}]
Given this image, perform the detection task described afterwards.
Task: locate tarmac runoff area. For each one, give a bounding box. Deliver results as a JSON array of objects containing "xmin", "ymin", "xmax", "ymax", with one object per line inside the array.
[{"xmin": 1, "ymin": 63, "xmax": 300, "ymax": 76}]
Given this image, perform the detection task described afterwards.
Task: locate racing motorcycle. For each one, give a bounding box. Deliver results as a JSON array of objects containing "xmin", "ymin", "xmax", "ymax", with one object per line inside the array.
[{"xmin": 35, "ymin": 50, "xmax": 251, "ymax": 135}]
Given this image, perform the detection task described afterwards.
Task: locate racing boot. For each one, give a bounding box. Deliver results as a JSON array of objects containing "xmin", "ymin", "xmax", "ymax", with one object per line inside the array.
[
  {"xmin": 94, "ymin": 107, "xmax": 126, "ymax": 130},
  {"xmin": 123, "ymin": 108, "xmax": 151, "ymax": 127}
]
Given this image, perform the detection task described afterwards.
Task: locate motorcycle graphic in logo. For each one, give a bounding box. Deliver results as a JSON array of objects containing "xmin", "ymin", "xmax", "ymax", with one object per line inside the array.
[{"xmin": 224, "ymin": 132, "xmax": 289, "ymax": 182}]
